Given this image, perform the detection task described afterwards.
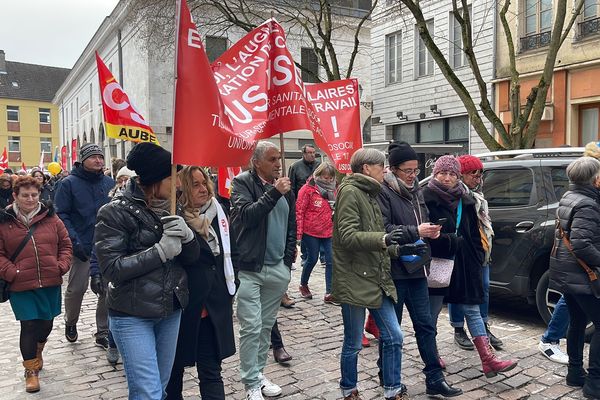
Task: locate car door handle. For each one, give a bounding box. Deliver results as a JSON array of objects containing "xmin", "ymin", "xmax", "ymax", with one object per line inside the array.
[{"xmin": 515, "ymin": 221, "xmax": 534, "ymax": 233}]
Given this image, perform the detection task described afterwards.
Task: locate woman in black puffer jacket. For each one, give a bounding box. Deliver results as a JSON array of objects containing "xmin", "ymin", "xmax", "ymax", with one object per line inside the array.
[
  {"xmin": 549, "ymin": 156, "xmax": 600, "ymax": 398},
  {"xmin": 95, "ymin": 143, "xmax": 200, "ymax": 400}
]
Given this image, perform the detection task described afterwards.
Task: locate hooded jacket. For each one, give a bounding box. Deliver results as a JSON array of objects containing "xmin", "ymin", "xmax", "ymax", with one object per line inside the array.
[
  {"xmin": 55, "ymin": 164, "xmax": 114, "ymax": 255},
  {"xmin": 550, "ymin": 184, "xmax": 600, "ymax": 296},
  {"xmin": 94, "ymin": 179, "xmax": 201, "ymax": 318},
  {"xmin": 0, "ymin": 202, "xmax": 72, "ymax": 292},
  {"xmin": 332, "ymin": 173, "xmax": 398, "ymax": 308},
  {"xmin": 296, "ymin": 177, "xmax": 334, "ymax": 239}
]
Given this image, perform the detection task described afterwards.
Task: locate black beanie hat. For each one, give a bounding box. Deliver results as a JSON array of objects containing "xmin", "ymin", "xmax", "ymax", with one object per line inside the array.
[
  {"xmin": 79, "ymin": 143, "xmax": 104, "ymax": 163},
  {"xmin": 388, "ymin": 141, "xmax": 418, "ymax": 167},
  {"xmin": 126, "ymin": 143, "xmax": 178, "ymax": 186}
]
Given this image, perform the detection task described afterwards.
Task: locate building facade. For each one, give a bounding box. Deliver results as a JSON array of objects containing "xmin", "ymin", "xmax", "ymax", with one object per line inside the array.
[
  {"xmin": 370, "ymin": 0, "xmax": 495, "ymax": 173},
  {"xmin": 53, "ymin": 0, "xmax": 373, "ymax": 170},
  {"xmin": 0, "ymin": 50, "xmax": 69, "ymax": 171},
  {"xmin": 495, "ymin": 0, "xmax": 600, "ymax": 147}
]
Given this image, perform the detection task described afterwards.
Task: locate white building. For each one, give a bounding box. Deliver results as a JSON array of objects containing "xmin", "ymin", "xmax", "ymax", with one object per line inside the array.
[
  {"xmin": 369, "ymin": 0, "xmax": 495, "ymax": 171},
  {"xmin": 53, "ymin": 0, "xmax": 373, "ymax": 171}
]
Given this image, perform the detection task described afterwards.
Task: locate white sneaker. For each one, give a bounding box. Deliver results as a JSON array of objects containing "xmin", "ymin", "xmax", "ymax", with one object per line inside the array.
[
  {"xmin": 538, "ymin": 341, "xmax": 569, "ymax": 364},
  {"xmin": 246, "ymin": 386, "xmax": 264, "ymax": 400},
  {"xmin": 259, "ymin": 373, "xmax": 282, "ymax": 397}
]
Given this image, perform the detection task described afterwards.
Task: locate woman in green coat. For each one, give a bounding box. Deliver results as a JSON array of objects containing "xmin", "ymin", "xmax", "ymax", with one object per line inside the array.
[{"xmin": 332, "ymin": 148, "xmax": 406, "ymax": 400}]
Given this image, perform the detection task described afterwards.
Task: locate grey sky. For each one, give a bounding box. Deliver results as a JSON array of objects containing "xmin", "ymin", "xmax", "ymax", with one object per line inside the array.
[{"xmin": 1, "ymin": 0, "xmax": 120, "ymax": 69}]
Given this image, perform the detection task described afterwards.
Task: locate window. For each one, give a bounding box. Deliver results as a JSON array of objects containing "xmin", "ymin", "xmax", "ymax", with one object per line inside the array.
[
  {"xmin": 7, "ymin": 106, "xmax": 19, "ymax": 122},
  {"xmin": 8, "ymin": 136, "xmax": 20, "ymax": 162},
  {"xmin": 450, "ymin": 6, "xmax": 472, "ymax": 69},
  {"xmin": 584, "ymin": 0, "xmax": 597, "ymax": 20},
  {"xmin": 483, "ymin": 168, "xmax": 535, "ymax": 207},
  {"xmin": 40, "ymin": 137, "xmax": 52, "ymax": 157},
  {"xmin": 525, "ymin": 0, "xmax": 552, "ymax": 35},
  {"xmin": 550, "ymin": 167, "xmax": 570, "ymax": 201},
  {"xmin": 39, "ymin": 108, "xmax": 51, "ymax": 124},
  {"xmin": 448, "ymin": 116, "xmax": 469, "ymax": 141},
  {"xmin": 419, "ymin": 119, "xmax": 443, "ymax": 142},
  {"xmin": 386, "ymin": 31, "xmax": 402, "ymax": 84},
  {"xmin": 580, "ymin": 0, "xmax": 599, "ymax": 37},
  {"xmin": 301, "ymin": 47, "xmax": 319, "ymax": 83},
  {"xmin": 205, "ymin": 36, "xmax": 228, "ymax": 63},
  {"xmin": 392, "ymin": 123, "xmax": 416, "ymax": 143},
  {"xmin": 362, "ymin": 118, "xmax": 371, "ymax": 143},
  {"xmin": 417, "ymin": 20, "xmax": 434, "ymax": 77}
]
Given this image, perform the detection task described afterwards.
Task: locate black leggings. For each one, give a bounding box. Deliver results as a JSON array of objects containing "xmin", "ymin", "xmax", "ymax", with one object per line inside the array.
[{"xmin": 20, "ymin": 319, "xmax": 53, "ymax": 360}]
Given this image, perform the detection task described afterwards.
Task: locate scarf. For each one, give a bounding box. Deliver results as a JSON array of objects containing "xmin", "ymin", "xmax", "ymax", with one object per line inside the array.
[
  {"xmin": 383, "ymin": 171, "xmax": 412, "ymax": 198},
  {"xmin": 427, "ymin": 177, "xmax": 466, "ymax": 210},
  {"xmin": 314, "ymin": 177, "xmax": 336, "ymax": 201},
  {"xmin": 184, "ymin": 199, "xmax": 220, "ymax": 256},
  {"xmin": 13, "ymin": 202, "xmax": 42, "ymax": 226},
  {"xmin": 149, "ymin": 198, "xmax": 170, "ymax": 217},
  {"xmin": 183, "ymin": 198, "xmax": 236, "ymax": 295}
]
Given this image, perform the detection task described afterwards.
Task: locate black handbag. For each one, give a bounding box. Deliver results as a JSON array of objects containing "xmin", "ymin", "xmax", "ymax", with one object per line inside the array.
[{"xmin": 0, "ymin": 224, "xmax": 39, "ymax": 303}]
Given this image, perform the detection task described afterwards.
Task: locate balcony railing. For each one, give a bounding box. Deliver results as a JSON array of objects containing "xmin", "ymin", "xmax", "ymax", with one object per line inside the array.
[
  {"xmin": 520, "ymin": 31, "xmax": 551, "ymax": 52},
  {"xmin": 579, "ymin": 16, "xmax": 600, "ymax": 38}
]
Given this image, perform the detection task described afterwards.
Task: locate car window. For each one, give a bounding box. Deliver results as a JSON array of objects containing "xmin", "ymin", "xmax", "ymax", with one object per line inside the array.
[
  {"xmin": 550, "ymin": 167, "xmax": 569, "ymax": 200},
  {"xmin": 483, "ymin": 168, "xmax": 535, "ymax": 208}
]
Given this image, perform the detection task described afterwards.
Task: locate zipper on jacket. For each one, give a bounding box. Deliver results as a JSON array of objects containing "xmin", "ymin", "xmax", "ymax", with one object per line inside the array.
[{"xmin": 31, "ymin": 234, "xmax": 42, "ymax": 288}]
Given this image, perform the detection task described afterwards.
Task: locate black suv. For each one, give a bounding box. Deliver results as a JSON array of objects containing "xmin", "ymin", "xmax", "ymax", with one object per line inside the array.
[{"xmin": 477, "ymin": 148, "xmax": 585, "ymax": 326}]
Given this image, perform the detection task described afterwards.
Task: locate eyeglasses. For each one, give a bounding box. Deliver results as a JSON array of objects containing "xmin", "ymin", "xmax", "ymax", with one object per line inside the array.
[
  {"xmin": 467, "ymin": 170, "xmax": 483, "ymax": 178},
  {"xmin": 396, "ymin": 168, "xmax": 420, "ymax": 176}
]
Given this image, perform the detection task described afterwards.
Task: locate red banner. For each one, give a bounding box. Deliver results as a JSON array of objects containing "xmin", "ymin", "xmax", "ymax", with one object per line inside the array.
[
  {"xmin": 61, "ymin": 146, "xmax": 67, "ymax": 171},
  {"xmin": 217, "ymin": 167, "xmax": 242, "ymax": 199},
  {"xmin": 96, "ymin": 52, "xmax": 159, "ymax": 145},
  {"xmin": 71, "ymin": 139, "xmax": 78, "ymax": 163},
  {"xmin": 306, "ymin": 79, "xmax": 362, "ymax": 173},
  {"xmin": 173, "ymin": 0, "xmax": 253, "ymax": 167},
  {"xmin": 0, "ymin": 147, "xmax": 8, "ymax": 172}
]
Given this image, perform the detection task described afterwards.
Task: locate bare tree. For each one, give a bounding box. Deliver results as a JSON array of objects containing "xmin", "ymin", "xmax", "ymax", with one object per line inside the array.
[
  {"xmin": 128, "ymin": 0, "xmax": 377, "ymax": 83},
  {"xmin": 397, "ymin": 0, "xmax": 584, "ymax": 150}
]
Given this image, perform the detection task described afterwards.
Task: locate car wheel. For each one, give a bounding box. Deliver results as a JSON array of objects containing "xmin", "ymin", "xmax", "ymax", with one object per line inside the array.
[{"xmin": 535, "ymin": 270, "xmax": 594, "ymax": 342}]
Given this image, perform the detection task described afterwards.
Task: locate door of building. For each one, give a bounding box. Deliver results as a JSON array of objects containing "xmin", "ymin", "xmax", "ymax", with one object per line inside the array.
[{"xmin": 579, "ymin": 103, "xmax": 600, "ymax": 145}]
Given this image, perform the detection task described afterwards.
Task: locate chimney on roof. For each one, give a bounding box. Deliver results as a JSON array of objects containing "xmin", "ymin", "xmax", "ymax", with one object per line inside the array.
[{"xmin": 0, "ymin": 50, "xmax": 5, "ymax": 74}]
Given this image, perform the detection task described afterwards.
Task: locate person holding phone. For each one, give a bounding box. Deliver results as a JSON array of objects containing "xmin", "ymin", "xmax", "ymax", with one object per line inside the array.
[
  {"xmin": 376, "ymin": 142, "xmax": 461, "ymax": 397},
  {"xmin": 94, "ymin": 143, "xmax": 201, "ymax": 400}
]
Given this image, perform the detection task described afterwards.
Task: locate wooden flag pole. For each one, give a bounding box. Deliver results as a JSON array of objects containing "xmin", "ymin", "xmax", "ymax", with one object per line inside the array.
[
  {"xmin": 170, "ymin": 0, "xmax": 182, "ymax": 215},
  {"xmin": 279, "ymin": 133, "xmax": 286, "ymax": 177},
  {"xmin": 169, "ymin": 164, "xmax": 178, "ymax": 215}
]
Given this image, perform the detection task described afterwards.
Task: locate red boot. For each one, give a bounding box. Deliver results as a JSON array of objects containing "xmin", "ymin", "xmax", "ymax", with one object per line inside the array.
[
  {"xmin": 365, "ymin": 314, "xmax": 380, "ymax": 339},
  {"xmin": 361, "ymin": 334, "xmax": 370, "ymax": 347},
  {"xmin": 473, "ymin": 336, "xmax": 518, "ymax": 378}
]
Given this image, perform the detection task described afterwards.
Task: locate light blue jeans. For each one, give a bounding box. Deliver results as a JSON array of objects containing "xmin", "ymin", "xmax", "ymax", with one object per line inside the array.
[
  {"xmin": 448, "ymin": 264, "xmax": 490, "ymax": 326},
  {"xmin": 110, "ymin": 309, "xmax": 182, "ymax": 400}
]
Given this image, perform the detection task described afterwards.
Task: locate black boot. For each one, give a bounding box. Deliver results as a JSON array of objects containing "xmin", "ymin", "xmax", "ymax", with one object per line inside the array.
[
  {"xmin": 454, "ymin": 327, "xmax": 474, "ymax": 350},
  {"xmin": 426, "ymin": 378, "xmax": 463, "ymax": 397},
  {"xmin": 566, "ymin": 366, "xmax": 587, "ymax": 387},
  {"xmin": 485, "ymin": 323, "xmax": 504, "ymax": 350},
  {"xmin": 583, "ymin": 377, "xmax": 600, "ymax": 399}
]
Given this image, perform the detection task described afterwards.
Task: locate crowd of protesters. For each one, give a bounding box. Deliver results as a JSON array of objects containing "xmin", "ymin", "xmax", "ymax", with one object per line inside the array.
[{"xmin": 0, "ymin": 140, "xmax": 600, "ymax": 400}]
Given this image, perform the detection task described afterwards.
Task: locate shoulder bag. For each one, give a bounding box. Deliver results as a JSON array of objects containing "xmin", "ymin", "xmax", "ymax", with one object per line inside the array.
[
  {"xmin": 0, "ymin": 223, "xmax": 39, "ymax": 303},
  {"xmin": 558, "ymin": 226, "xmax": 600, "ymax": 299},
  {"xmin": 427, "ymin": 199, "xmax": 462, "ymax": 288}
]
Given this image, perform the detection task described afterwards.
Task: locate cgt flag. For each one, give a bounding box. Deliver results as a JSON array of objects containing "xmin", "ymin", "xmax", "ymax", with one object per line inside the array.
[
  {"xmin": 306, "ymin": 79, "xmax": 362, "ymax": 173},
  {"xmin": 96, "ymin": 52, "xmax": 159, "ymax": 145},
  {"xmin": 173, "ymin": 0, "xmax": 253, "ymax": 167},
  {"xmin": 61, "ymin": 146, "xmax": 67, "ymax": 171},
  {"xmin": 217, "ymin": 167, "xmax": 242, "ymax": 199}
]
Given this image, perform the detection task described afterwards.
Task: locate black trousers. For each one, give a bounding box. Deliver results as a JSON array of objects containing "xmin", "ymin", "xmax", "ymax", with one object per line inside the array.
[
  {"xmin": 564, "ymin": 293, "xmax": 600, "ymax": 381},
  {"xmin": 271, "ymin": 319, "xmax": 284, "ymax": 350},
  {"xmin": 166, "ymin": 315, "xmax": 225, "ymax": 400}
]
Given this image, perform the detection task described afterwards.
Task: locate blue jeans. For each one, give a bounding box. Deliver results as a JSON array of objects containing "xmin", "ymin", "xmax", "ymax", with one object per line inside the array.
[
  {"xmin": 340, "ymin": 296, "xmax": 403, "ymax": 398},
  {"xmin": 541, "ymin": 295, "xmax": 570, "ymax": 343},
  {"xmin": 448, "ymin": 264, "xmax": 490, "ymax": 327},
  {"xmin": 387, "ymin": 278, "xmax": 443, "ymax": 385},
  {"xmin": 462, "ymin": 304, "xmax": 487, "ymax": 337},
  {"xmin": 300, "ymin": 234, "xmax": 332, "ymax": 293},
  {"xmin": 110, "ymin": 309, "xmax": 182, "ymax": 400}
]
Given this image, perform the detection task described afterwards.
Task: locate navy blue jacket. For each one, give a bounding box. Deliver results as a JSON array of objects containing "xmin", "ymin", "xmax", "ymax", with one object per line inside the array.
[{"xmin": 55, "ymin": 165, "xmax": 114, "ymax": 255}]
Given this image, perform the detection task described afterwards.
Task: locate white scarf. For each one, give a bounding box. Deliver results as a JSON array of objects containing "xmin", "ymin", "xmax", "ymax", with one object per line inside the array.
[
  {"xmin": 213, "ymin": 198, "xmax": 236, "ymax": 295},
  {"xmin": 13, "ymin": 202, "xmax": 41, "ymax": 226}
]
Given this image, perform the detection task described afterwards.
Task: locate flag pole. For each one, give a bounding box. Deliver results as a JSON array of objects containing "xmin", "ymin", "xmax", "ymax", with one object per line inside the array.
[
  {"xmin": 269, "ymin": 10, "xmax": 287, "ymax": 177},
  {"xmin": 170, "ymin": 0, "xmax": 182, "ymax": 215}
]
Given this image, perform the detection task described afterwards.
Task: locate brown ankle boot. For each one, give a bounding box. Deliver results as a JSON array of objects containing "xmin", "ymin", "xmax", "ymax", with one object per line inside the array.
[
  {"xmin": 36, "ymin": 341, "xmax": 46, "ymax": 370},
  {"xmin": 473, "ymin": 335, "xmax": 517, "ymax": 378},
  {"xmin": 23, "ymin": 358, "xmax": 41, "ymax": 393}
]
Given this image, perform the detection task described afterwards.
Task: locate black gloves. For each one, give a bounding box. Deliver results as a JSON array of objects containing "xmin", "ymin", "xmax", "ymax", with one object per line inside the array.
[
  {"xmin": 73, "ymin": 243, "xmax": 89, "ymax": 262},
  {"xmin": 90, "ymin": 275, "xmax": 105, "ymax": 296},
  {"xmin": 398, "ymin": 242, "xmax": 429, "ymax": 256},
  {"xmin": 384, "ymin": 229, "xmax": 404, "ymax": 246}
]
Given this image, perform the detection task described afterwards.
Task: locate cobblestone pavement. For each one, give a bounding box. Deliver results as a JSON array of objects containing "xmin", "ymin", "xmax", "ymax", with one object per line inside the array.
[{"xmin": 0, "ymin": 260, "xmax": 589, "ymax": 400}]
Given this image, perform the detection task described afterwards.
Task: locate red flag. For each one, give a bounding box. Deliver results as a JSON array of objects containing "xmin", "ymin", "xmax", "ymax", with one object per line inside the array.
[
  {"xmin": 21, "ymin": 162, "xmax": 26, "ymax": 172},
  {"xmin": 0, "ymin": 147, "xmax": 8, "ymax": 172},
  {"xmin": 96, "ymin": 52, "xmax": 159, "ymax": 145},
  {"xmin": 217, "ymin": 167, "xmax": 242, "ymax": 199},
  {"xmin": 61, "ymin": 146, "xmax": 67, "ymax": 171},
  {"xmin": 306, "ymin": 79, "xmax": 363, "ymax": 173},
  {"xmin": 71, "ymin": 139, "xmax": 78, "ymax": 163},
  {"xmin": 173, "ymin": 0, "xmax": 253, "ymax": 167}
]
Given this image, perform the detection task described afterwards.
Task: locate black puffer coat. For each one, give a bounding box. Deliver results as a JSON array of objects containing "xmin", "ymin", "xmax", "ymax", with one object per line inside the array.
[
  {"xmin": 94, "ymin": 179, "xmax": 201, "ymax": 318},
  {"xmin": 550, "ymin": 184, "xmax": 600, "ymax": 296},
  {"xmin": 423, "ymin": 187, "xmax": 485, "ymax": 304},
  {"xmin": 377, "ymin": 178, "xmax": 430, "ymax": 279}
]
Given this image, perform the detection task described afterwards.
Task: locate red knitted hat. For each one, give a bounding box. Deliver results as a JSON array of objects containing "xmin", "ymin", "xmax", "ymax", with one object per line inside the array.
[{"xmin": 457, "ymin": 155, "xmax": 483, "ymax": 174}]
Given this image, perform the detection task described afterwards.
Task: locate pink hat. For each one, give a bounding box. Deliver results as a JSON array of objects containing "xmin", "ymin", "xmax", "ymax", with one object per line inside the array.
[{"xmin": 432, "ymin": 155, "xmax": 461, "ymax": 176}]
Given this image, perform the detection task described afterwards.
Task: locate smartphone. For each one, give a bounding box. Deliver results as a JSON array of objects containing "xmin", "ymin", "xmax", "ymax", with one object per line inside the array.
[{"xmin": 436, "ymin": 217, "xmax": 448, "ymax": 226}]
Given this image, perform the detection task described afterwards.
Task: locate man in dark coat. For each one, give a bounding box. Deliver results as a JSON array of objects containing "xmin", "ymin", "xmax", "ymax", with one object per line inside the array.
[{"xmin": 55, "ymin": 143, "xmax": 114, "ymax": 347}]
